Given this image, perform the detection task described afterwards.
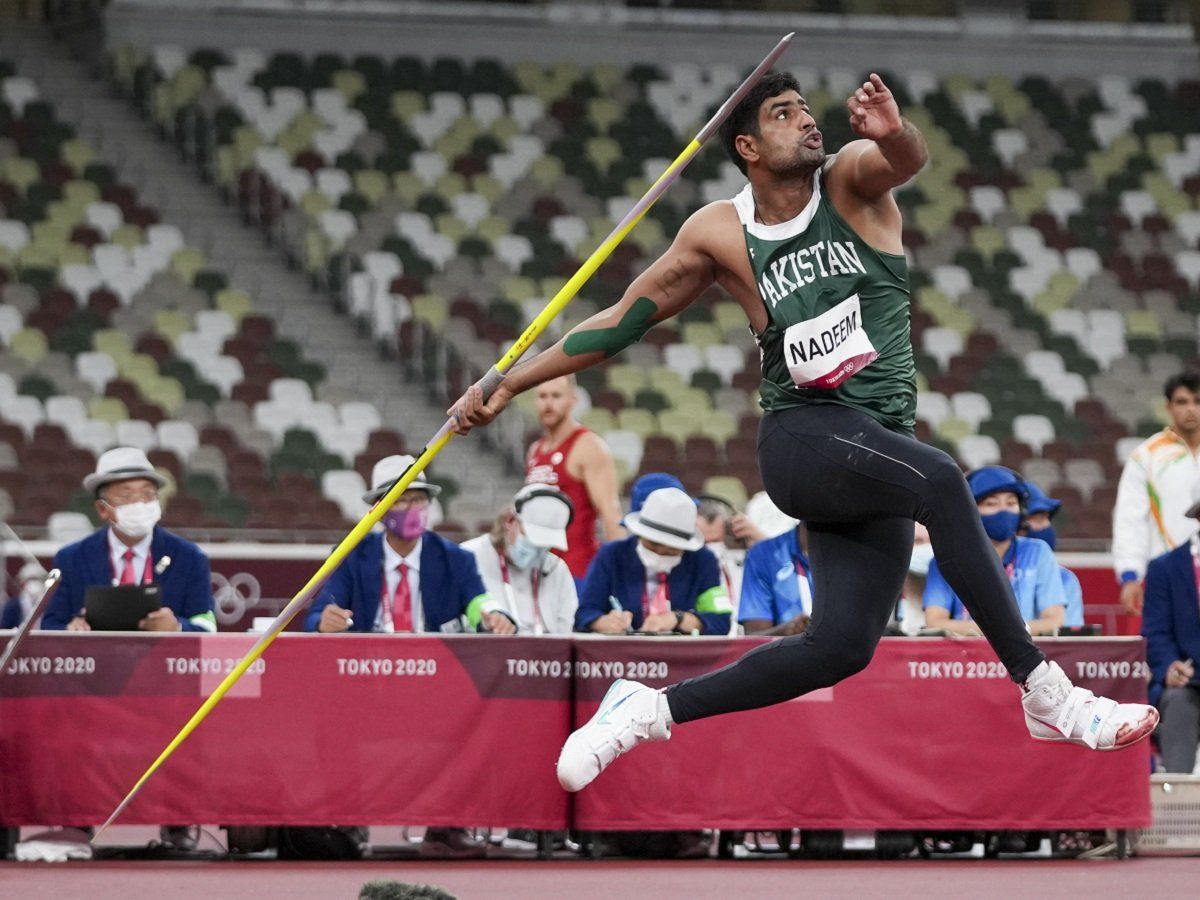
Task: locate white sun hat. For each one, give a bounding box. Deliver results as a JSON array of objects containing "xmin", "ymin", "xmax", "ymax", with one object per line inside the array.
[
  {"xmin": 624, "ymin": 487, "xmax": 704, "ymax": 551},
  {"xmin": 82, "ymin": 447, "xmax": 167, "ymax": 494},
  {"xmin": 362, "ymin": 454, "xmax": 442, "ymax": 504}
]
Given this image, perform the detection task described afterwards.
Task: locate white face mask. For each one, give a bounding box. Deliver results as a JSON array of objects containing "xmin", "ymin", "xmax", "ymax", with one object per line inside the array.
[
  {"xmin": 109, "ymin": 499, "xmax": 161, "ymax": 539},
  {"xmin": 909, "ymin": 542, "xmax": 934, "ymax": 576},
  {"xmin": 636, "ymin": 542, "xmax": 683, "ymax": 576}
]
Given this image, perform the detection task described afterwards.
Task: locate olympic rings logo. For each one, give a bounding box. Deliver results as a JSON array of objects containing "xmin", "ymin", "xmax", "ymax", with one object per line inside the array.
[{"xmin": 210, "ymin": 571, "xmax": 263, "ymax": 625}]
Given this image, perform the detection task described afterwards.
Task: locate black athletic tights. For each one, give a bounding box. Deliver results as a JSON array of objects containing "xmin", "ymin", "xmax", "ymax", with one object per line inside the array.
[{"xmin": 665, "ymin": 403, "xmax": 1046, "ymax": 725}]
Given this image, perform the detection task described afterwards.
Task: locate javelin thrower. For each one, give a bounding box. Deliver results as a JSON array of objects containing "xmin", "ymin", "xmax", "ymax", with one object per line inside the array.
[
  {"xmin": 97, "ymin": 35, "xmax": 797, "ymax": 835},
  {"xmin": 449, "ymin": 70, "xmax": 1158, "ymax": 792}
]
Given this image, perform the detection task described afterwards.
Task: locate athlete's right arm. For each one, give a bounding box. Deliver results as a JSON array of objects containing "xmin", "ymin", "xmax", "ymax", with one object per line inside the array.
[{"xmin": 448, "ymin": 206, "xmax": 721, "ymax": 434}]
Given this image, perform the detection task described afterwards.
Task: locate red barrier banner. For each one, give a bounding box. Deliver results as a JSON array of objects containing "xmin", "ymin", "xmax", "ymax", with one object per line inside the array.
[
  {"xmin": 0, "ymin": 634, "xmax": 572, "ymax": 828},
  {"xmin": 0, "ymin": 635, "xmax": 1152, "ymax": 832},
  {"xmin": 572, "ymin": 637, "xmax": 1152, "ymax": 831}
]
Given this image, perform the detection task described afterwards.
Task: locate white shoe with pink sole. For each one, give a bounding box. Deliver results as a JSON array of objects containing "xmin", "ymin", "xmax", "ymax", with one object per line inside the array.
[{"xmin": 1022, "ymin": 661, "xmax": 1158, "ymax": 750}]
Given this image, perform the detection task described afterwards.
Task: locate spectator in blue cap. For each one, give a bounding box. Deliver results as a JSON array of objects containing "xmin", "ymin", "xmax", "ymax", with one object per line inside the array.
[
  {"xmin": 1022, "ymin": 480, "xmax": 1084, "ymax": 628},
  {"xmin": 628, "ymin": 472, "xmax": 690, "ymax": 515},
  {"xmin": 923, "ymin": 466, "xmax": 1066, "ymax": 637}
]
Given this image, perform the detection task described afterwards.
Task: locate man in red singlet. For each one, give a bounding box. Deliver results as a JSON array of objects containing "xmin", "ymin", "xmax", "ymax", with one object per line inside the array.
[{"xmin": 525, "ymin": 375, "xmax": 623, "ymax": 587}]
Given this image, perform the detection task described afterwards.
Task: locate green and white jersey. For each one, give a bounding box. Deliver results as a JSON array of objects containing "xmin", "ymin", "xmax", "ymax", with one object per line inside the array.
[{"xmin": 731, "ymin": 167, "xmax": 916, "ymax": 432}]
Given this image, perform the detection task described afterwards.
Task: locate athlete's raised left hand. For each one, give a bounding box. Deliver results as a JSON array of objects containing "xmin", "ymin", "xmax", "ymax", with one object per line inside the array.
[{"xmin": 846, "ymin": 73, "xmax": 902, "ymax": 142}]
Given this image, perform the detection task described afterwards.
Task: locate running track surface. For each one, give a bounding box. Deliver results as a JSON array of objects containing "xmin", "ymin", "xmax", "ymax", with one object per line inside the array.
[{"xmin": 0, "ymin": 858, "xmax": 1195, "ymax": 899}]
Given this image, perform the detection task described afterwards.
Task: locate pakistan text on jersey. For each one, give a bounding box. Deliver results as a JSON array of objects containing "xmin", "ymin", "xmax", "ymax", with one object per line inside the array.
[
  {"xmin": 758, "ymin": 240, "xmax": 867, "ymax": 308},
  {"xmin": 787, "ymin": 308, "xmax": 860, "ymax": 365}
]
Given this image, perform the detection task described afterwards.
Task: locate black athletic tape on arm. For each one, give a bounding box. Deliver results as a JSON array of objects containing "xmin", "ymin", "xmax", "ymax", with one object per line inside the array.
[{"xmin": 562, "ymin": 297, "xmax": 658, "ymax": 359}]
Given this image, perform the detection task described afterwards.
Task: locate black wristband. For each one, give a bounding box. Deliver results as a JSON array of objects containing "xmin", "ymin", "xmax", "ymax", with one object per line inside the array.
[{"xmin": 672, "ymin": 610, "xmax": 686, "ymax": 632}]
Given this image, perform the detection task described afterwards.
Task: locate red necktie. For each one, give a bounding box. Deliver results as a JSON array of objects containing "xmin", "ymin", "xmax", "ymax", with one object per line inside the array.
[
  {"xmin": 119, "ymin": 549, "xmax": 137, "ymax": 586},
  {"xmin": 391, "ymin": 562, "xmax": 413, "ymax": 633},
  {"xmin": 649, "ymin": 572, "xmax": 670, "ymax": 616}
]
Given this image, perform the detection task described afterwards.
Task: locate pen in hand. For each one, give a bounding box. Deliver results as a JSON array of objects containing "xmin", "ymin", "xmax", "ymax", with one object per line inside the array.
[{"xmin": 608, "ymin": 595, "xmax": 633, "ymax": 634}]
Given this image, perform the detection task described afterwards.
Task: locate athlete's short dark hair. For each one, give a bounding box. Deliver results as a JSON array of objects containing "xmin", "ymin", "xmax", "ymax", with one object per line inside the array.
[
  {"xmin": 719, "ymin": 71, "xmax": 804, "ymax": 176},
  {"xmin": 1163, "ymin": 370, "xmax": 1200, "ymax": 401}
]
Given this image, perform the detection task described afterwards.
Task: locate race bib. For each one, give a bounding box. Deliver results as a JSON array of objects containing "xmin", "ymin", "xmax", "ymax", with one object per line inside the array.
[{"xmin": 783, "ymin": 294, "xmax": 878, "ymax": 390}]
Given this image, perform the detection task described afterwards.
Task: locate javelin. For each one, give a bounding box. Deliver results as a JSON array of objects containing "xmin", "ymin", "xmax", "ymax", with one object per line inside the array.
[{"xmin": 94, "ymin": 31, "xmax": 794, "ymax": 839}]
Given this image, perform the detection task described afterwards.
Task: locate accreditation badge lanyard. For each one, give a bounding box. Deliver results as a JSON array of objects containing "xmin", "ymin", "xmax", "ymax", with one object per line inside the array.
[
  {"xmin": 497, "ymin": 548, "xmax": 543, "ymax": 635},
  {"xmin": 1003, "ymin": 541, "xmax": 1017, "ymax": 581},
  {"xmin": 642, "ymin": 574, "xmax": 670, "ymax": 620},
  {"xmin": 110, "ymin": 551, "xmax": 154, "ymax": 587}
]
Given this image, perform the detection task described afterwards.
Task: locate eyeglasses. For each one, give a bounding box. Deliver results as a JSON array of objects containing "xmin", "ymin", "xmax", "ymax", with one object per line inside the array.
[
  {"xmin": 101, "ymin": 490, "xmax": 159, "ymax": 506},
  {"xmin": 392, "ymin": 492, "xmax": 431, "ymax": 509}
]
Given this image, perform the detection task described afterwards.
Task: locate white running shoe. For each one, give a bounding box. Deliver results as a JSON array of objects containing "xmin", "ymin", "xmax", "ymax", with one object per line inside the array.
[
  {"xmin": 556, "ymin": 679, "xmax": 671, "ymax": 792},
  {"xmin": 1021, "ymin": 660, "xmax": 1158, "ymax": 751}
]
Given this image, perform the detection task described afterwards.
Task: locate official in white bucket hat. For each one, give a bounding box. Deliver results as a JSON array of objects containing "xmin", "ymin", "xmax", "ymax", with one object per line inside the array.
[
  {"xmin": 624, "ymin": 487, "xmax": 705, "ymax": 552},
  {"xmin": 41, "ymin": 446, "xmax": 217, "ymax": 638},
  {"xmin": 576, "ymin": 486, "xmax": 731, "ymax": 636},
  {"xmin": 82, "ymin": 447, "xmax": 167, "ymax": 495},
  {"xmin": 362, "ymin": 454, "xmax": 442, "ymax": 504},
  {"xmin": 462, "ymin": 484, "xmax": 579, "ymax": 635},
  {"xmin": 307, "ymin": 453, "xmax": 515, "ymax": 641}
]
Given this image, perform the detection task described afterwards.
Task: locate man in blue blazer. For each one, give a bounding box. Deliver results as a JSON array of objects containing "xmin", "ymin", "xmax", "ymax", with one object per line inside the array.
[
  {"xmin": 42, "ymin": 447, "xmax": 216, "ymax": 633},
  {"xmin": 306, "ymin": 455, "xmax": 514, "ymax": 635},
  {"xmin": 577, "ymin": 487, "xmax": 731, "ymax": 635},
  {"xmin": 304, "ymin": 454, "xmax": 511, "ymax": 860},
  {"xmin": 1142, "ymin": 480, "xmax": 1200, "ymax": 772}
]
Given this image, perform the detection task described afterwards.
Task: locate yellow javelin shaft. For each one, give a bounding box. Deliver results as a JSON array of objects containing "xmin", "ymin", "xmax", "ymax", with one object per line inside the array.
[
  {"xmin": 95, "ymin": 32, "xmax": 793, "ymax": 839},
  {"xmin": 93, "ymin": 427, "xmax": 454, "ymax": 838}
]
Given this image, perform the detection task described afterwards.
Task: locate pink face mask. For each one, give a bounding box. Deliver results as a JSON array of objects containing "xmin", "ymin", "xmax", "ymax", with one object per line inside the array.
[{"xmin": 383, "ymin": 506, "xmax": 428, "ymax": 540}]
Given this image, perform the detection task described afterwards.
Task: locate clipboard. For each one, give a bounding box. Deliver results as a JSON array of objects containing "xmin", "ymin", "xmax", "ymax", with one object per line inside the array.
[{"xmin": 84, "ymin": 584, "xmax": 163, "ymax": 631}]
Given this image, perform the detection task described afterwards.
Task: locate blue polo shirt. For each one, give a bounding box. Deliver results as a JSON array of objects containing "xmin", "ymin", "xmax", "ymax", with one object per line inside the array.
[
  {"xmin": 923, "ymin": 536, "xmax": 1066, "ymax": 623},
  {"xmin": 738, "ymin": 529, "xmax": 814, "ymax": 626},
  {"xmin": 1060, "ymin": 566, "xmax": 1084, "ymax": 627}
]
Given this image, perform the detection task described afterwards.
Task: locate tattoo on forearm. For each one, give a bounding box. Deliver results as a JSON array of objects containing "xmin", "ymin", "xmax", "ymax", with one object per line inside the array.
[
  {"xmin": 563, "ymin": 296, "xmax": 658, "ymax": 358},
  {"xmin": 654, "ymin": 256, "xmax": 690, "ymax": 299}
]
